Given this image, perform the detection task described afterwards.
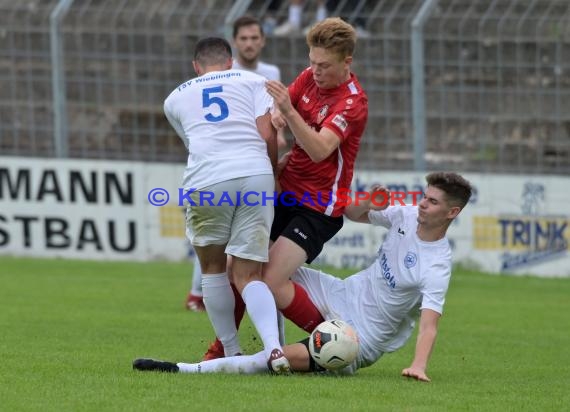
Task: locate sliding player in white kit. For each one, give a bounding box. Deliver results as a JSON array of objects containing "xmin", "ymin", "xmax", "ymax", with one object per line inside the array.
[
  {"xmin": 162, "ymin": 37, "xmax": 289, "ymax": 373},
  {"xmin": 134, "ymin": 172, "xmax": 473, "ymax": 381}
]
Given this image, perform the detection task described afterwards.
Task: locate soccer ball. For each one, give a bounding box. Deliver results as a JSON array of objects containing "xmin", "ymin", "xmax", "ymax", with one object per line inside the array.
[{"xmin": 309, "ymin": 319, "xmax": 359, "ymax": 370}]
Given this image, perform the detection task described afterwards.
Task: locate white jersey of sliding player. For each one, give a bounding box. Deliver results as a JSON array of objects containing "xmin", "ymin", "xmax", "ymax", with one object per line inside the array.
[
  {"xmin": 294, "ymin": 205, "xmax": 452, "ymax": 370},
  {"xmin": 164, "ymin": 69, "xmax": 274, "ymax": 190},
  {"xmin": 348, "ymin": 206, "xmax": 451, "ymax": 367}
]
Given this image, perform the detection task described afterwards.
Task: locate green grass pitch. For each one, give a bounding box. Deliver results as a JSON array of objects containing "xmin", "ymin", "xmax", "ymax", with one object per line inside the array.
[{"xmin": 1, "ymin": 256, "xmax": 569, "ymax": 411}]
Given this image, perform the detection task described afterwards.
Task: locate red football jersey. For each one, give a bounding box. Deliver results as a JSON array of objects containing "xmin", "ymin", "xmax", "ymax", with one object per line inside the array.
[{"xmin": 279, "ymin": 67, "xmax": 368, "ymax": 217}]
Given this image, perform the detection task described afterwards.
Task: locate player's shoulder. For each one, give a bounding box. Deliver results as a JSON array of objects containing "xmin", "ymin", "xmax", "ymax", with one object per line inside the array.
[
  {"xmin": 166, "ymin": 76, "xmax": 194, "ymax": 96},
  {"xmin": 401, "ymin": 205, "xmax": 419, "ymax": 219},
  {"xmin": 421, "ymin": 236, "xmax": 452, "ymax": 268},
  {"xmin": 344, "ymin": 73, "xmax": 368, "ymax": 99},
  {"xmin": 166, "ymin": 71, "xmax": 231, "ymax": 100},
  {"xmin": 257, "ymin": 61, "xmax": 281, "ymax": 81},
  {"xmin": 295, "ymin": 67, "xmax": 314, "ymax": 83},
  {"xmin": 383, "ymin": 205, "xmax": 417, "ymax": 225},
  {"xmin": 347, "ymin": 82, "xmax": 367, "ymax": 101},
  {"xmin": 369, "ymin": 205, "xmax": 409, "ymax": 227},
  {"xmin": 164, "ymin": 77, "xmax": 195, "ymax": 109},
  {"xmin": 230, "ymin": 68, "xmax": 258, "ymax": 77},
  {"xmin": 230, "ymin": 69, "xmax": 267, "ymax": 84},
  {"xmin": 422, "ymin": 247, "xmax": 452, "ymax": 283},
  {"xmin": 258, "ymin": 60, "xmax": 279, "ymax": 70}
]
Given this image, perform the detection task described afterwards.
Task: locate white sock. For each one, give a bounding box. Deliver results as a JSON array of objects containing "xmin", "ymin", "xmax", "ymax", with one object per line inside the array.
[
  {"xmin": 191, "ymin": 260, "xmax": 203, "ymax": 296},
  {"xmin": 241, "ymin": 281, "xmax": 282, "ymax": 359},
  {"xmin": 316, "ymin": 4, "xmax": 327, "ymax": 22},
  {"xmin": 201, "ymin": 273, "xmax": 241, "ymax": 356},
  {"xmin": 289, "ymin": 4, "xmax": 302, "ymax": 28},
  {"xmin": 177, "ymin": 351, "xmax": 267, "ymax": 374}
]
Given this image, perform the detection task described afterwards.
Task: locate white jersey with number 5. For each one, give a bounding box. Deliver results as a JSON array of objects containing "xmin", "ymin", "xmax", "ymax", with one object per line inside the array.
[{"xmin": 164, "ymin": 69, "xmax": 274, "ymax": 190}]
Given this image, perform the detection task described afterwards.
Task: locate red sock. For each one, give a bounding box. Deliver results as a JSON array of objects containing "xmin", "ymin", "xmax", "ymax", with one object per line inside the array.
[
  {"xmin": 231, "ymin": 283, "xmax": 246, "ymax": 329},
  {"xmin": 281, "ymin": 282, "xmax": 324, "ymax": 333}
]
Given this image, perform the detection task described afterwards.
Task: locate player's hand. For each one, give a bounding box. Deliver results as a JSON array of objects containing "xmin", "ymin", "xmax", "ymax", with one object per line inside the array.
[
  {"xmin": 271, "ymin": 110, "xmax": 287, "ymax": 130},
  {"xmin": 401, "ymin": 367, "xmax": 431, "ymax": 382},
  {"xmin": 266, "ymin": 80, "xmax": 293, "ymax": 116},
  {"xmin": 369, "ymin": 184, "xmax": 390, "ymax": 211}
]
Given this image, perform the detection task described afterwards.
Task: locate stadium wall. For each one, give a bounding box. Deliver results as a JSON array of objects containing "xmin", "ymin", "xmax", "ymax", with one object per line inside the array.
[{"xmin": 1, "ymin": 157, "xmax": 568, "ymax": 277}]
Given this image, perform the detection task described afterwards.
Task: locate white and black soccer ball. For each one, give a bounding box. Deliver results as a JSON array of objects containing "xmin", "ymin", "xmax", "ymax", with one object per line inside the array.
[{"xmin": 309, "ymin": 319, "xmax": 359, "ymax": 370}]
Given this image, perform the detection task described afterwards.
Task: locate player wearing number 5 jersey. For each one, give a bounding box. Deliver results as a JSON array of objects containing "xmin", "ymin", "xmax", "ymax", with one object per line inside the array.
[{"xmin": 163, "ymin": 37, "xmax": 289, "ymax": 373}]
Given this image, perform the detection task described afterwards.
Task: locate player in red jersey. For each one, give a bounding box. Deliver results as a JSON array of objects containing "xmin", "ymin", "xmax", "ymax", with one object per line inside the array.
[
  {"xmin": 273, "ymin": 65, "xmax": 366, "ymax": 215},
  {"xmin": 264, "ymin": 16, "xmax": 368, "ymax": 331},
  {"xmin": 203, "ymin": 17, "xmax": 368, "ymax": 360}
]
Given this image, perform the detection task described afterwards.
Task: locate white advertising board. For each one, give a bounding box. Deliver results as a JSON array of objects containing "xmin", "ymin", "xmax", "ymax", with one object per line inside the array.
[
  {"xmin": 0, "ymin": 158, "xmax": 145, "ymax": 259},
  {"xmin": 316, "ymin": 171, "xmax": 570, "ymax": 277},
  {"xmin": 1, "ymin": 157, "xmax": 568, "ymax": 277}
]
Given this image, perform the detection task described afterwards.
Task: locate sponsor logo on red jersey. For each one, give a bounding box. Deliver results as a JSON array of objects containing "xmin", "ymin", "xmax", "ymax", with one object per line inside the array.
[
  {"xmin": 317, "ymin": 105, "xmax": 329, "ymax": 124},
  {"xmin": 332, "ymin": 114, "xmax": 348, "ymax": 132}
]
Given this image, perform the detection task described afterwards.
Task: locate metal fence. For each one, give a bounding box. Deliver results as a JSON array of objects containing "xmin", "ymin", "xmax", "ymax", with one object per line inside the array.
[{"xmin": 1, "ymin": 0, "xmax": 569, "ymax": 174}]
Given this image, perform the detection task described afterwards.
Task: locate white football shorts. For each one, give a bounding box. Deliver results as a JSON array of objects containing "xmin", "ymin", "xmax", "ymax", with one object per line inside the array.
[
  {"xmin": 185, "ymin": 174, "xmax": 274, "ymax": 262},
  {"xmin": 291, "ymin": 266, "xmax": 384, "ymax": 374}
]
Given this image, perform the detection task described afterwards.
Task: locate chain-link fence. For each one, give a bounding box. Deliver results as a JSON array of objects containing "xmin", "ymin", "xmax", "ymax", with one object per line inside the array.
[{"xmin": 1, "ymin": 0, "xmax": 569, "ymax": 174}]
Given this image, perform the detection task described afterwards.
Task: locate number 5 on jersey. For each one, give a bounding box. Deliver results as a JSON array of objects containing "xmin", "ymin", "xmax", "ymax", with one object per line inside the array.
[{"xmin": 202, "ymin": 86, "xmax": 229, "ymax": 122}]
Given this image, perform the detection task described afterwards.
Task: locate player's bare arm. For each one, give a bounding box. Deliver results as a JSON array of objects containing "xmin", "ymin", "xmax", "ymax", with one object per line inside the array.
[
  {"xmin": 270, "ymin": 109, "xmax": 289, "ymax": 149},
  {"xmin": 271, "ymin": 107, "xmax": 287, "ymax": 130},
  {"xmin": 345, "ymin": 185, "xmax": 390, "ymax": 223},
  {"xmin": 402, "ymin": 308, "xmax": 441, "ymax": 382},
  {"xmin": 276, "ymin": 129, "xmax": 287, "ymax": 149},
  {"xmin": 276, "ymin": 151, "xmax": 291, "ymax": 177},
  {"xmin": 256, "ymin": 111, "xmax": 278, "ymax": 171},
  {"xmin": 266, "ymin": 80, "xmax": 340, "ymax": 162}
]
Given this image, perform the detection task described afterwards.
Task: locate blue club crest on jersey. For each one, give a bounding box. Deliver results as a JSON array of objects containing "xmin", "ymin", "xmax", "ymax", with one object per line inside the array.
[{"xmin": 404, "ymin": 252, "xmax": 417, "ymax": 268}]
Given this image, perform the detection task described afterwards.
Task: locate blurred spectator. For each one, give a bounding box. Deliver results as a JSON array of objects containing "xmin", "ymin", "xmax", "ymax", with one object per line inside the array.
[
  {"xmin": 273, "ymin": 0, "xmax": 370, "ymax": 38},
  {"xmin": 232, "ymin": 15, "xmax": 281, "ymax": 83},
  {"xmin": 273, "ymin": 0, "xmax": 326, "ymax": 36}
]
